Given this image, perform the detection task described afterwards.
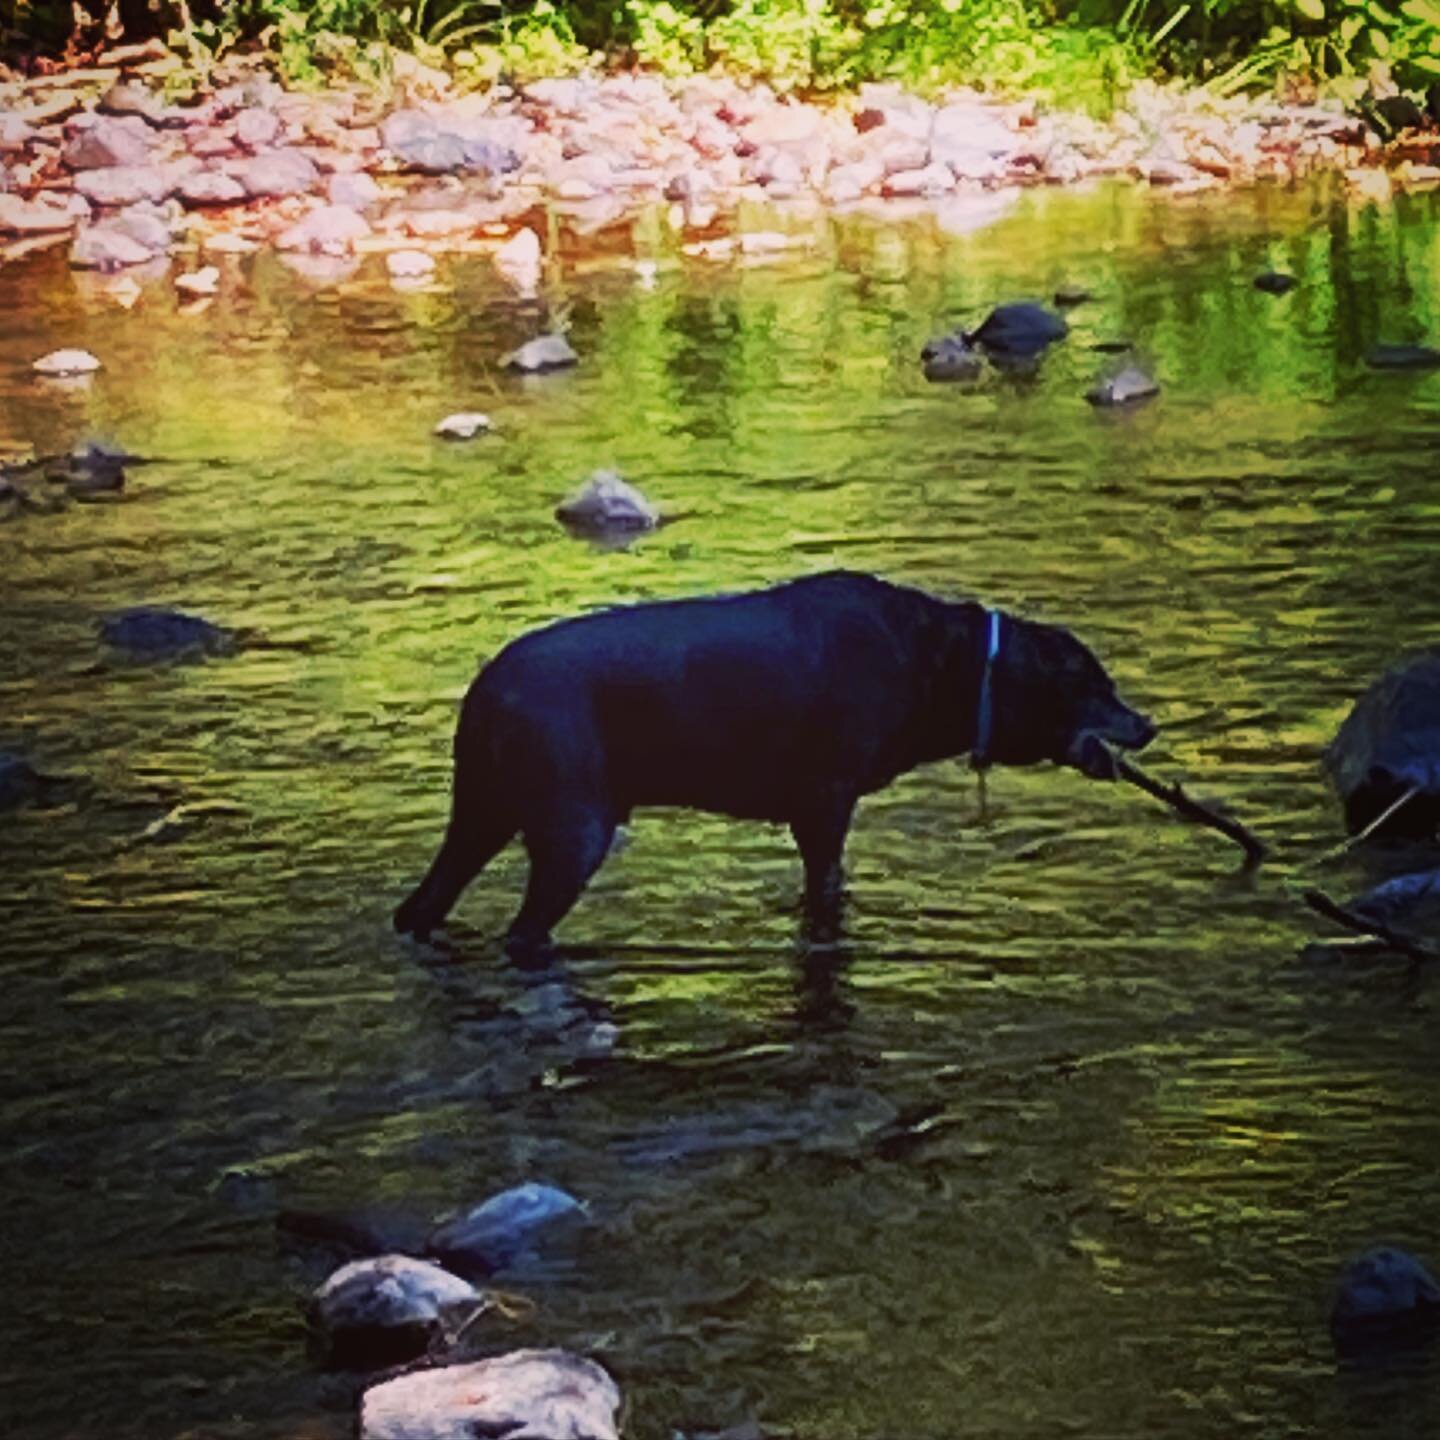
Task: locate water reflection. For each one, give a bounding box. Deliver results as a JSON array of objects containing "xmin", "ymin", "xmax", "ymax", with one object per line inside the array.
[{"xmin": 5, "ymin": 177, "xmax": 1440, "ymax": 1439}]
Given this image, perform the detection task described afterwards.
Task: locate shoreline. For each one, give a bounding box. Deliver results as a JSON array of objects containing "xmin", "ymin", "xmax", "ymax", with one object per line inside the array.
[{"xmin": 1, "ymin": 49, "xmax": 1436, "ymax": 279}]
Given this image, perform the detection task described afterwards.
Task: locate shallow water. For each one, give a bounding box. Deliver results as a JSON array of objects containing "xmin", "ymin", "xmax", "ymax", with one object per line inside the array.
[{"xmin": 5, "ymin": 177, "xmax": 1440, "ymax": 1439}]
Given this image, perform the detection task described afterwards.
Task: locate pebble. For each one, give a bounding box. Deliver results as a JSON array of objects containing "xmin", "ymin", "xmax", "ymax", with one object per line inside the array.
[
  {"xmin": 33, "ymin": 348, "xmax": 101, "ymax": 376},
  {"xmin": 433, "ymin": 411, "xmax": 491, "ymax": 439},
  {"xmin": 387, "ymin": 248, "xmax": 436, "ymax": 279},
  {"xmin": 175, "ymin": 266, "xmax": 220, "ymax": 297},
  {"xmin": 1086, "ymin": 364, "xmax": 1160, "ymax": 406}
]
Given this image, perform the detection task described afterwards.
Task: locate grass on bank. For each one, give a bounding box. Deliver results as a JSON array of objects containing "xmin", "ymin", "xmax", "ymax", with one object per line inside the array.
[{"xmin": 5, "ymin": 0, "xmax": 1440, "ymax": 111}]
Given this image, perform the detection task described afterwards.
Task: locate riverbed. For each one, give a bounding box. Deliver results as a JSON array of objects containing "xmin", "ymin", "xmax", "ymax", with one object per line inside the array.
[{"xmin": 4, "ymin": 175, "xmax": 1440, "ymax": 1439}]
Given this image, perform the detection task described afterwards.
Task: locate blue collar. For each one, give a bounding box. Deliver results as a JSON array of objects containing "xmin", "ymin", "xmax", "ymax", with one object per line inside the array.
[{"xmin": 972, "ymin": 608, "xmax": 1002, "ymax": 770}]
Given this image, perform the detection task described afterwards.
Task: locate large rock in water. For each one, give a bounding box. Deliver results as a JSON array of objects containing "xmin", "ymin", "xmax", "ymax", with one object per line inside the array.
[
  {"xmin": 360, "ymin": 1349, "xmax": 621, "ymax": 1440},
  {"xmin": 99, "ymin": 607, "xmax": 238, "ymax": 661},
  {"xmin": 965, "ymin": 301, "xmax": 1069, "ymax": 355},
  {"xmin": 1326, "ymin": 650, "xmax": 1440, "ymax": 835},
  {"xmin": 428, "ymin": 1183, "xmax": 585, "ymax": 1275},
  {"xmin": 312, "ymin": 1254, "xmax": 481, "ymax": 1369},
  {"xmin": 1332, "ymin": 1247, "xmax": 1440, "ymax": 1352}
]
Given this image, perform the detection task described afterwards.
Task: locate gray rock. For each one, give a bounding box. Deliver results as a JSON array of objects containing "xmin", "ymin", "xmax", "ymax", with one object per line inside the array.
[
  {"xmin": 327, "ymin": 170, "xmax": 383, "ymax": 208},
  {"xmin": 312, "ymin": 1254, "xmax": 481, "ymax": 1369},
  {"xmin": 380, "ymin": 109, "xmax": 519, "ymax": 175},
  {"xmin": 502, "ymin": 334, "xmax": 578, "ymax": 373},
  {"xmin": 234, "ymin": 107, "xmax": 282, "ymax": 151},
  {"xmin": 1332, "ymin": 1247, "xmax": 1440, "ymax": 1345},
  {"xmin": 360, "ymin": 1349, "xmax": 621, "ymax": 1440},
  {"xmin": 99, "ymin": 607, "xmax": 237, "ymax": 661},
  {"xmin": 429, "ymin": 1183, "xmax": 585, "ymax": 1273},
  {"xmin": 555, "ymin": 470, "xmax": 658, "ymax": 534},
  {"xmin": 921, "ymin": 332, "xmax": 982, "ymax": 382},
  {"xmin": 73, "ymin": 164, "xmax": 174, "ymax": 208},
  {"xmin": 966, "ymin": 301, "xmax": 1069, "ymax": 355},
  {"xmin": 0, "ymin": 752, "xmax": 50, "ymax": 810},
  {"xmin": 107, "ymin": 207, "xmax": 173, "ymax": 254},
  {"xmin": 236, "ymin": 148, "xmax": 319, "ymax": 199},
  {"xmin": 1086, "ymin": 364, "xmax": 1160, "ymax": 407},
  {"xmin": 1366, "ymin": 343, "xmax": 1440, "ymax": 370},
  {"xmin": 70, "ymin": 225, "xmax": 156, "ymax": 269},
  {"xmin": 98, "ymin": 81, "xmax": 184, "ymax": 129},
  {"xmin": 63, "ymin": 115, "xmax": 156, "ymax": 170},
  {"xmin": 178, "ymin": 171, "xmax": 247, "ymax": 208}
]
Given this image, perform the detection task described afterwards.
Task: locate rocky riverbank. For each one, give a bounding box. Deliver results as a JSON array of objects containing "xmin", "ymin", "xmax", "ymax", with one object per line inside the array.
[{"xmin": 1, "ymin": 46, "xmax": 1432, "ymax": 279}]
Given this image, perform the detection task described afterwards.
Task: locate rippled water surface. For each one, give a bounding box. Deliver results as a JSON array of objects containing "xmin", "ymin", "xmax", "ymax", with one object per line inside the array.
[{"xmin": 6, "ymin": 178, "xmax": 1440, "ymax": 1439}]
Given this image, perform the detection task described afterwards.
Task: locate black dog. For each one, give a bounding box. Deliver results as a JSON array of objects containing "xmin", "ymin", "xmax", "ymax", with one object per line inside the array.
[{"xmin": 395, "ymin": 571, "xmax": 1155, "ymax": 947}]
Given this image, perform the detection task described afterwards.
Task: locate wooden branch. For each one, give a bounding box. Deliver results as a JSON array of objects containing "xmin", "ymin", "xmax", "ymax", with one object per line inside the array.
[
  {"xmin": 1108, "ymin": 750, "xmax": 1267, "ymax": 866},
  {"xmin": 1302, "ymin": 888, "xmax": 1440, "ymax": 964},
  {"xmin": 1312, "ymin": 783, "xmax": 1421, "ymax": 865}
]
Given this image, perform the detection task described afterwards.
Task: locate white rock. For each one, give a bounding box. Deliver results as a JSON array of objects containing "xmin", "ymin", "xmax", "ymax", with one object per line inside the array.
[
  {"xmin": 556, "ymin": 469, "xmax": 659, "ymax": 532},
  {"xmin": 33, "ymin": 348, "xmax": 101, "ymax": 377},
  {"xmin": 203, "ymin": 231, "xmax": 259, "ymax": 254},
  {"xmin": 387, "ymin": 248, "xmax": 435, "ymax": 279},
  {"xmin": 495, "ymin": 226, "xmax": 542, "ymax": 269},
  {"xmin": 360, "ymin": 1349, "xmax": 621, "ymax": 1440},
  {"xmin": 175, "ymin": 266, "xmax": 220, "ymax": 297},
  {"xmin": 434, "ymin": 411, "xmax": 491, "ymax": 440},
  {"xmin": 313, "ymin": 1254, "xmax": 480, "ymax": 1367},
  {"xmin": 502, "ymin": 333, "xmax": 578, "ymax": 372}
]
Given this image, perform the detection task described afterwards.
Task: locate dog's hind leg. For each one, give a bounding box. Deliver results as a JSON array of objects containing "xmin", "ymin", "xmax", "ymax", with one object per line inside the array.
[
  {"xmin": 394, "ymin": 746, "xmax": 517, "ymax": 938},
  {"xmin": 506, "ymin": 803, "xmax": 617, "ymax": 953}
]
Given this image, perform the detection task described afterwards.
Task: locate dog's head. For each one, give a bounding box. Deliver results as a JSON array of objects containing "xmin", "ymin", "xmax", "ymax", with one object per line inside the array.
[{"xmin": 979, "ymin": 614, "xmax": 1155, "ymax": 778}]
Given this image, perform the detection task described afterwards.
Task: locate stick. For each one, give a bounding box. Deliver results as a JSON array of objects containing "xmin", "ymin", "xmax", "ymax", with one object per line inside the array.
[
  {"xmin": 1302, "ymin": 888, "xmax": 1440, "ymax": 964},
  {"xmin": 1311, "ymin": 783, "xmax": 1420, "ymax": 866},
  {"xmin": 1107, "ymin": 748, "xmax": 1267, "ymax": 866}
]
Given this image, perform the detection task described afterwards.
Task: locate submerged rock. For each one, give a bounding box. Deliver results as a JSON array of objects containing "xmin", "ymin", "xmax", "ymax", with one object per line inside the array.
[
  {"xmin": 312, "ymin": 1254, "xmax": 481, "ymax": 1369},
  {"xmin": 555, "ymin": 470, "xmax": 659, "ymax": 536},
  {"xmin": 920, "ymin": 332, "xmax": 983, "ymax": 382},
  {"xmin": 1254, "ymin": 271, "xmax": 1297, "ymax": 294},
  {"xmin": 965, "ymin": 301, "xmax": 1069, "ymax": 355},
  {"xmin": 70, "ymin": 225, "xmax": 156, "ymax": 271},
  {"xmin": 1326, "ymin": 650, "xmax": 1440, "ymax": 835},
  {"xmin": 502, "ymin": 334, "xmax": 578, "ymax": 373},
  {"xmin": 1332, "ymin": 1247, "xmax": 1440, "ymax": 1350},
  {"xmin": 1054, "ymin": 285, "xmax": 1091, "ymax": 307},
  {"xmin": 429, "ymin": 1183, "xmax": 586, "ymax": 1274},
  {"xmin": 360, "ymin": 1349, "xmax": 621, "ymax": 1440},
  {"xmin": 99, "ymin": 607, "xmax": 238, "ymax": 661},
  {"xmin": 1086, "ymin": 364, "xmax": 1160, "ymax": 407},
  {"xmin": 275, "ymin": 204, "xmax": 370, "ymax": 255},
  {"xmin": 1366, "ymin": 343, "xmax": 1440, "ymax": 370},
  {"xmin": 0, "ymin": 752, "xmax": 55, "ymax": 811}
]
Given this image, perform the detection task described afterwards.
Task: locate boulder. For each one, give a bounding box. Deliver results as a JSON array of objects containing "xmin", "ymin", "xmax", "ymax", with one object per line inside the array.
[
  {"xmin": 502, "ymin": 334, "xmax": 578, "ymax": 373},
  {"xmin": 236, "ymin": 148, "xmax": 319, "ymax": 199},
  {"xmin": 555, "ymin": 471, "xmax": 659, "ymax": 535},
  {"xmin": 360, "ymin": 1349, "xmax": 621, "ymax": 1440},
  {"xmin": 70, "ymin": 225, "xmax": 156, "ymax": 271},
  {"xmin": 328, "ymin": 170, "xmax": 383, "ymax": 208},
  {"xmin": 1326, "ymin": 650, "xmax": 1440, "ymax": 835},
  {"xmin": 234, "ymin": 107, "xmax": 282, "ymax": 151},
  {"xmin": 312, "ymin": 1254, "xmax": 481, "ymax": 1369},
  {"xmin": 99, "ymin": 607, "xmax": 237, "ymax": 661},
  {"xmin": 178, "ymin": 171, "xmax": 247, "ymax": 208},
  {"xmin": 965, "ymin": 301, "xmax": 1069, "ymax": 355},
  {"xmin": 62, "ymin": 114, "xmax": 156, "ymax": 170},
  {"xmin": 1332, "ymin": 1247, "xmax": 1440, "ymax": 1350},
  {"xmin": 428, "ymin": 1184, "xmax": 585, "ymax": 1274},
  {"xmin": 73, "ymin": 164, "xmax": 174, "ymax": 208},
  {"xmin": 920, "ymin": 333, "xmax": 982, "ymax": 382},
  {"xmin": 1366, "ymin": 343, "xmax": 1440, "ymax": 370}
]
